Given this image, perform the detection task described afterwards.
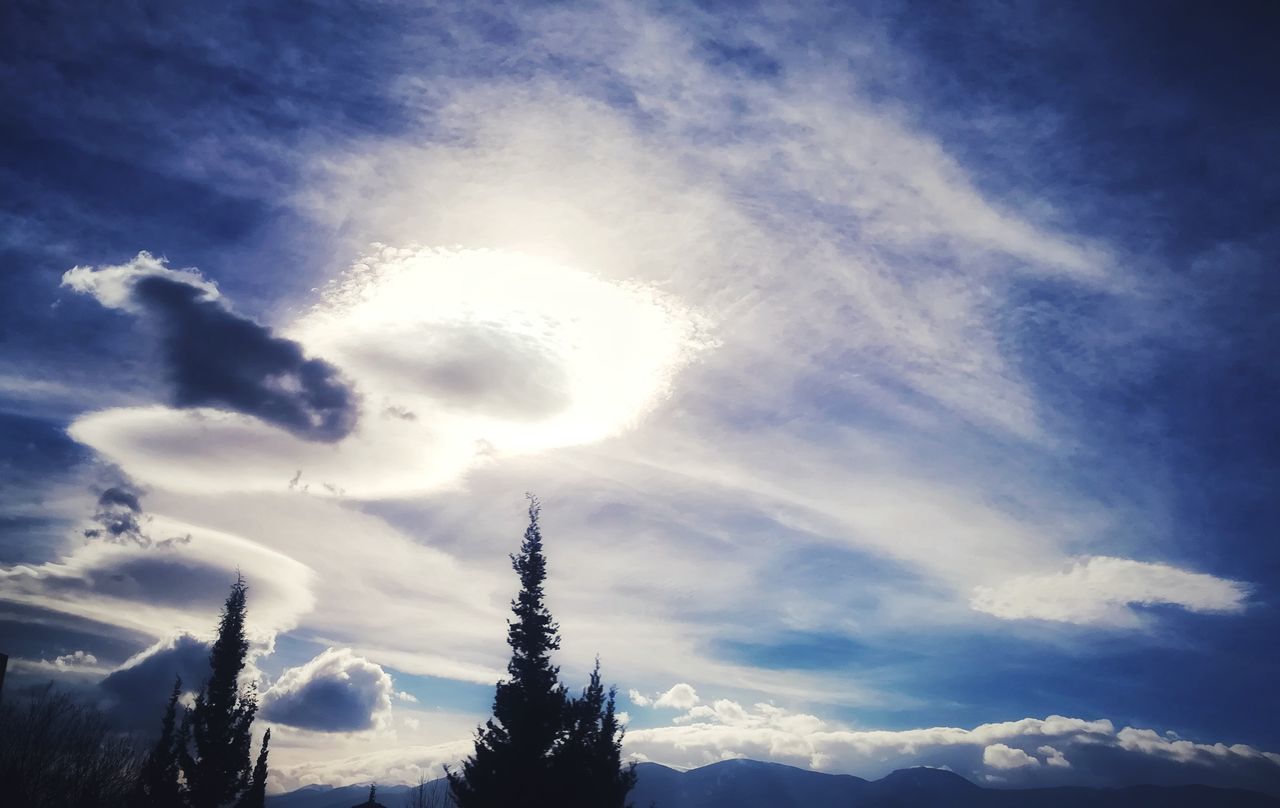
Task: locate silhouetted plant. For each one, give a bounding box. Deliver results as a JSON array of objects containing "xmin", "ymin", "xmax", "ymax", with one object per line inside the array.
[
  {"xmin": 405, "ymin": 772, "xmax": 452, "ymax": 808},
  {"xmin": 134, "ymin": 676, "xmax": 185, "ymax": 806},
  {"xmin": 356, "ymin": 783, "xmax": 386, "ymax": 806},
  {"xmin": 180, "ymin": 572, "xmax": 260, "ymax": 808},
  {"xmin": 555, "ymin": 659, "xmax": 637, "ymax": 808},
  {"xmin": 0, "ymin": 684, "xmax": 142, "ymax": 808},
  {"xmin": 448, "ymin": 496, "xmax": 634, "ymax": 808},
  {"xmin": 449, "ymin": 496, "xmax": 568, "ymax": 806},
  {"xmin": 235, "ymin": 728, "xmax": 271, "ymax": 808}
]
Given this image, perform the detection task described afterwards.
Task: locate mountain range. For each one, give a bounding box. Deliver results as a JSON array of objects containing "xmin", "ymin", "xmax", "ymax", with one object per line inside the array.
[{"xmin": 267, "ymin": 758, "xmax": 1280, "ymax": 807}]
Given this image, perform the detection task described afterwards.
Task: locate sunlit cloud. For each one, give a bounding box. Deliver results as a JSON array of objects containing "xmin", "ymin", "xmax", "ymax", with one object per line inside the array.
[
  {"xmin": 68, "ymin": 246, "xmax": 711, "ymax": 498},
  {"xmin": 970, "ymin": 556, "xmax": 1249, "ymax": 625},
  {"xmin": 0, "ymin": 513, "xmax": 315, "ymax": 642}
]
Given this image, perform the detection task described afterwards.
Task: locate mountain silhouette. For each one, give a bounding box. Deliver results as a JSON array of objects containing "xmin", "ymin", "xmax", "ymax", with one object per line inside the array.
[{"xmin": 266, "ymin": 758, "xmax": 1280, "ymax": 807}]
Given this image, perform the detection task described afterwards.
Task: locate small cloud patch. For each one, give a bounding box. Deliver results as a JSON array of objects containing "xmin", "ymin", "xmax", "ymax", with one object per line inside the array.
[
  {"xmin": 971, "ymin": 556, "xmax": 1248, "ymax": 625},
  {"xmin": 260, "ymin": 647, "xmax": 394, "ymax": 733}
]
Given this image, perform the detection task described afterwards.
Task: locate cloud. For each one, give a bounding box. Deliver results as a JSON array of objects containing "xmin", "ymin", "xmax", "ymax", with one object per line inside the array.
[
  {"xmin": 0, "ymin": 512, "xmax": 315, "ymax": 643},
  {"xmin": 654, "ymin": 683, "xmax": 700, "ymax": 710},
  {"xmin": 395, "ymin": 690, "xmax": 419, "ymax": 703},
  {"xmin": 622, "ymin": 698, "xmax": 1280, "ymax": 793},
  {"xmin": 271, "ymin": 740, "xmax": 472, "ymax": 792},
  {"xmin": 62, "ymin": 252, "xmax": 358, "ymax": 441},
  {"xmin": 53, "ymin": 649, "xmax": 98, "ymax": 669},
  {"xmin": 66, "ymin": 247, "xmax": 711, "ymax": 498},
  {"xmin": 260, "ymin": 647, "xmax": 395, "ymax": 733},
  {"xmin": 9, "ymin": 650, "xmax": 110, "ymax": 679},
  {"xmin": 83, "ymin": 485, "xmax": 146, "ymax": 543},
  {"xmin": 81, "ymin": 482, "xmax": 189, "ymax": 549},
  {"xmin": 98, "ymin": 632, "xmax": 212, "ymax": 730},
  {"xmin": 1116, "ymin": 728, "xmax": 1280, "ymax": 767},
  {"xmin": 61, "ymin": 251, "xmax": 220, "ymax": 312},
  {"xmin": 1038, "ymin": 745, "xmax": 1072, "ymax": 768},
  {"xmin": 259, "ymin": 698, "xmax": 1280, "ymax": 794},
  {"xmin": 27, "ymin": 5, "xmax": 1265, "ymax": 781},
  {"xmin": 970, "ymin": 556, "xmax": 1249, "ymax": 625},
  {"xmin": 984, "ymin": 743, "xmax": 1039, "ymax": 769}
]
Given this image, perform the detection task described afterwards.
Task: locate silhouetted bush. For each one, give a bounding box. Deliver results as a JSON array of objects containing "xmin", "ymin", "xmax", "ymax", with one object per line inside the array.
[{"xmin": 0, "ymin": 684, "xmax": 143, "ymax": 808}]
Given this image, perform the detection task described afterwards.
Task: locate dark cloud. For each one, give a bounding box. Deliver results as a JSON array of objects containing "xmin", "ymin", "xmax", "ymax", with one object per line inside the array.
[
  {"xmin": 131, "ymin": 275, "xmax": 358, "ymax": 441},
  {"xmin": 0, "ymin": 603, "xmax": 150, "ymax": 673},
  {"xmin": 83, "ymin": 485, "xmax": 145, "ymax": 543},
  {"xmin": 259, "ymin": 648, "xmax": 392, "ymax": 733},
  {"xmin": 82, "ymin": 482, "xmax": 188, "ymax": 548},
  {"xmin": 98, "ymin": 633, "xmax": 211, "ymax": 731},
  {"xmin": 30, "ymin": 552, "xmax": 239, "ymax": 609},
  {"xmin": 96, "ymin": 486, "xmax": 140, "ymax": 512}
]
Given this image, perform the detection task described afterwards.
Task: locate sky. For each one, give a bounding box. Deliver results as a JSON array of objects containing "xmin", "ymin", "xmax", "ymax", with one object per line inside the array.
[{"xmin": 2, "ymin": 0, "xmax": 1279, "ymax": 796}]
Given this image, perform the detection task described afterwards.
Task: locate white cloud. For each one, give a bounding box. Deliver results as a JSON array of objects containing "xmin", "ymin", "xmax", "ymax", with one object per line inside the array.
[
  {"xmin": 622, "ymin": 697, "xmax": 1279, "ymax": 786},
  {"xmin": 271, "ymin": 740, "xmax": 471, "ymax": 793},
  {"xmin": 395, "ymin": 690, "xmax": 419, "ymax": 703},
  {"xmin": 53, "ymin": 650, "xmax": 98, "ymax": 669},
  {"xmin": 971, "ymin": 556, "xmax": 1249, "ymax": 625},
  {"xmin": 1116, "ymin": 728, "xmax": 1280, "ymax": 767},
  {"xmin": 628, "ymin": 689, "xmax": 652, "ymax": 707},
  {"xmin": 261, "ymin": 647, "xmax": 395, "ymax": 733},
  {"xmin": 69, "ymin": 246, "xmax": 712, "ymax": 498},
  {"xmin": 0, "ymin": 513, "xmax": 315, "ymax": 643},
  {"xmin": 10, "ymin": 653, "xmax": 110, "ymax": 679},
  {"xmin": 1038, "ymin": 745, "xmax": 1071, "ymax": 768},
  {"xmin": 273, "ymin": 697, "xmax": 1280, "ymax": 791},
  {"xmin": 984, "ymin": 743, "xmax": 1039, "ymax": 769},
  {"xmin": 654, "ymin": 683, "xmax": 700, "ymax": 710},
  {"xmin": 61, "ymin": 251, "xmax": 219, "ymax": 313}
]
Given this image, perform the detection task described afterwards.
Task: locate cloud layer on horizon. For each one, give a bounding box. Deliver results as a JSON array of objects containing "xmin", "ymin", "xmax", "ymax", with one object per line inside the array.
[{"xmin": 259, "ymin": 698, "xmax": 1280, "ymax": 796}]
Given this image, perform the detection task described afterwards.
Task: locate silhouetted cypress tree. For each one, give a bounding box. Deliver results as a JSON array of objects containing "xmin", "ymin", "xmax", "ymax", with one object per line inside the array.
[
  {"xmin": 182, "ymin": 573, "xmax": 258, "ymax": 808},
  {"xmin": 134, "ymin": 676, "xmax": 185, "ymax": 806},
  {"xmin": 555, "ymin": 659, "xmax": 637, "ymax": 808},
  {"xmin": 235, "ymin": 728, "xmax": 270, "ymax": 808},
  {"xmin": 449, "ymin": 497, "xmax": 568, "ymax": 807}
]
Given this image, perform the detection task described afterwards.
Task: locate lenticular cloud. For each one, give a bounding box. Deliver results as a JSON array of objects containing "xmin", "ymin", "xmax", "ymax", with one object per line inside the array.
[{"xmin": 69, "ymin": 245, "xmax": 713, "ymax": 498}]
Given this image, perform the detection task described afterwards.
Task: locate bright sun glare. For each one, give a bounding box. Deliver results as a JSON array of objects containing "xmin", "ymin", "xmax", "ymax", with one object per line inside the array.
[{"xmin": 72, "ymin": 246, "xmax": 711, "ymax": 498}]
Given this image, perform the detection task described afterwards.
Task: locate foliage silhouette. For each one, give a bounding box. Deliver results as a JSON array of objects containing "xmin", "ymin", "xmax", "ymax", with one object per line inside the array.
[
  {"xmin": 235, "ymin": 728, "xmax": 271, "ymax": 808},
  {"xmin": 182, "ymin": 572, "xmax": 260, "ymax": 808},
  {"xmin": 555, "ymin": 659, "xmax": 637, "ymax": 808},
  {"xmin": 355, "ymin": 783, "xmax": 387, "ymax": 807},
  {"xmin": 405, "ymin": 772, "xmax": 452, "ymax": 808},
  {"xmin": 448, "ymin": 496, "xmax": 634, "ymax": 808},
  {"xmin": 0, "ymin": 684, "xmax": 142, "ymax": 808},
  {"xmin": 135, "ymin": 676, "xmax": 185, "ymax": 806}
]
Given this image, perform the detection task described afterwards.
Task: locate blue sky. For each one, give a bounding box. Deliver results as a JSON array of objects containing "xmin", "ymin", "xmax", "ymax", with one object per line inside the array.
[{"xmin": 3, "ymin": 0, "xmax": 1279, "ymax": 795}]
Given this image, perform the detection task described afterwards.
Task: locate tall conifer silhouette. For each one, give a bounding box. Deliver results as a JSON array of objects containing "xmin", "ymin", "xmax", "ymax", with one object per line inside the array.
[
  {"xmin": 182, "ymin": 573, "xmax": 258, "ymax": 808},
  {"xmin": 449, "ymin": 496, "xmax": 567, "ymax": 807},
  {"xmin": 134, "ymin": 676, "xmax": 184, "ymax": 806},
  {"xmin": 235, "ymin": 728, "xmax": 270, "ymax": 808},
  {"xmin": 555, "ymin": 660, "xmax": 636, "ymax": 808}
]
